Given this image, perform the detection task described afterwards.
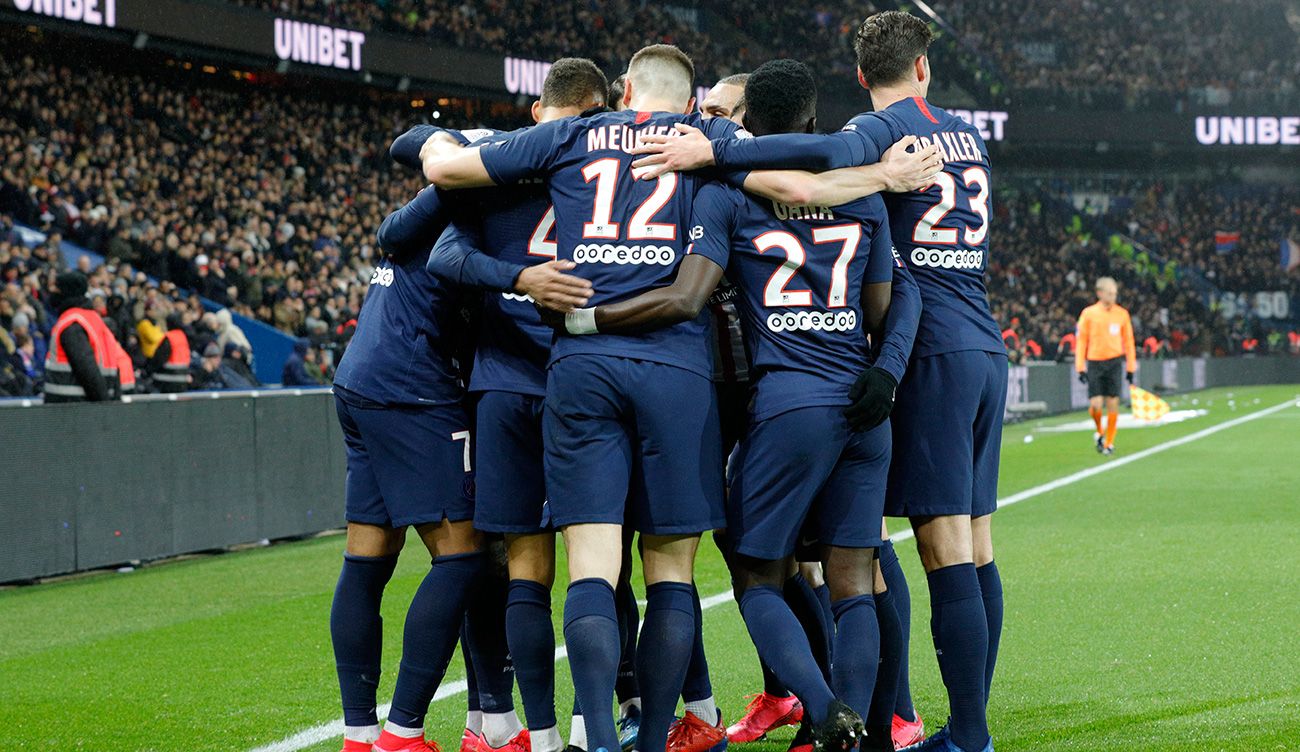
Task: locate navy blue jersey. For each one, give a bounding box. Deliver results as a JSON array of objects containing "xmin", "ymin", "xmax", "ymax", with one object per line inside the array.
[
  {"xmin": 712, "ymin": 97, "xmax": 1003, "ymax": 358},
  {"xmin": 479, "ymin": 109, "xmax": 750, "ymax": 378},
  {"xmin": 333, "ymin": 126, "xmax": 483, "ymax": 406},
  {"xmin": 332, "ymin": 229, "xmax": 463, "ymax": 406},
  {"xmin": 843, "ymin": 98, "xmax": 1003, "ymax": 358},
  {"xmin": 687, "ymin": 182, "xmax": 895, "ymax": 421},
  {"xmin": 431, "ymin": 127, "xmax": 555, "ymax": 397}
]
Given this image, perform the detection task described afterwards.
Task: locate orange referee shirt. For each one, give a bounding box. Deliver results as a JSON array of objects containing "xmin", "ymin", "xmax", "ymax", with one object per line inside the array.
[{"xmin": 1075, "ymin": 302, "xmax": 1137, "ymax": 373}]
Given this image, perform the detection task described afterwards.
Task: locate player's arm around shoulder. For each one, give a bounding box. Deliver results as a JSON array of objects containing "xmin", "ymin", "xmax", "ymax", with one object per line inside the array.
[
  {"xmin": 742, "ymin": 136, "xmax": 943, "ymax": 207},
  {"xmin": 552, "ymin": 182, "xmax": 737, "ymax": 336}
]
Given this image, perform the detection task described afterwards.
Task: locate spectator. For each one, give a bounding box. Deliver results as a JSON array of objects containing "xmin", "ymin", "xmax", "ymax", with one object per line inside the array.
[
  {"xmin": 281, "ymin": 338, "xmax": 320, "ymax": 386},
  {"xmin": 221, "ymin": 342, "xmax": 259, "ymax": 388}
]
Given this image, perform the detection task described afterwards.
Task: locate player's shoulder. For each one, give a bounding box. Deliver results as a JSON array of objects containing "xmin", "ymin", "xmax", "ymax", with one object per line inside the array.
[{"xmin": 698, "ymin": 179, "xmax": 746, "ymax": 209}]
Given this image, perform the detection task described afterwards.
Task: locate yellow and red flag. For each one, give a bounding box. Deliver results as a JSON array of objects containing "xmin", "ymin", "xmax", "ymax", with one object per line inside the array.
[{"xmin": 1130, "ymin": 385, "xmax": 1170, "ymax": 422}]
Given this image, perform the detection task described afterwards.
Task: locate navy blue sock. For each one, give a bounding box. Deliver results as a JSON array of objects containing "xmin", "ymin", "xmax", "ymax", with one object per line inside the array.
[
  {"xmin": 507, "ymin": 579, "xmax": 557, "ymax": 730},
  {"xmin": 977, "ymin": 561, "xmax": 1003, "ymax": 705},
  {"xmin": 388, "ymin": 552, "xmax": 486, "ymax": 728},
  {"xmin": 830, "ymin": 594, "xmax": 880, "ymax": 721},
  {"xmin": 462, "ymin": 627, "xmax": 480, "ymax": 714},
  {"xmin": 636, "ymin": 582, "xmax": 696, "ymax": 752},
  {"xmin": 330, "ymin": 553, "xmax": 399, "ymax": 727},
  {"xmin": 738, "ymin": 585, "xmax": 836, "ymax": 724},
  {"xmin": 680, "ymin": 583, "xmax": 713, "ymax": 703},
  {"xmin": 867, "ymin": 588, "xmax": 903, "ymax": 734},
  {"xmin": 759, "ymin": 658, "xmax": 788, "ymax": 697},
  {"xmin": 785, "ymin": 573, "xmax": 833, "ymax": 685},
  {"xmin": 879, "ymin": 540, "xmax": 915, "ymax": 722},
  {"xmin": 813, "ymin": 583, "xmax": 834, "ymax": 662},
  {"xmin": 614, "ymin": 577, "xmax": 641, "ymax": 704},
  {"xmin": 927, "ymin": 564, "xmax": 990, "ymax": 752},
  {"xmin": 564, "ymin": 578, "xmax": 621, "ymax": 752},
  {"xmin": 465, "ymin": 568, "xmax": 515, "ymax": 714}
]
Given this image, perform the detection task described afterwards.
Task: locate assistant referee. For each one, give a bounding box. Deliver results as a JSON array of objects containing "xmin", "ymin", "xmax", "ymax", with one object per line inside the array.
[{"xmin": 1075, "ymin": 277, "xmax": 1136, "ymax": 455}]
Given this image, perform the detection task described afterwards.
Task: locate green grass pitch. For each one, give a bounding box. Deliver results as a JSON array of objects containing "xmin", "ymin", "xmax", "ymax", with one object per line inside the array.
[{"xmin": 4, "ymin": 385, "xmax": 1299, "ymax": 751}]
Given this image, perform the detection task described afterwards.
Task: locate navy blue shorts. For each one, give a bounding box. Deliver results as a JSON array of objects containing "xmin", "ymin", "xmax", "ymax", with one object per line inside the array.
[
  {"xmin": 886, "ymin": 351, "xmax": 1007, "ymax": 519},
  {"xmin": 728, "ymin": 405, "xmax": 890, "ymax": 560},
  {"xmin": 474, "ymin": 391, "xmax": 550, "ymax": 534},
  {"xmin": 335, "ymin": 390, "xmax": 474, "ymax": 528},
  {"xmin": 543, "ymin": 354, "xmax": 725, "ymax": 535}
]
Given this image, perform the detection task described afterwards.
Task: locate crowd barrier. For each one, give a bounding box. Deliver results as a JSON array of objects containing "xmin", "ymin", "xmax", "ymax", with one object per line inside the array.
[
  {"xmin": 0, "ymin": 389, "xmax": 344, "ymax": 583},
  {"xmin": 3, "ymin": 356, "xmax": 1297, "ymax": 583},
  {"xmin": 1006, "ymin": 355, "xmax": 1300, "ymax": 416}
]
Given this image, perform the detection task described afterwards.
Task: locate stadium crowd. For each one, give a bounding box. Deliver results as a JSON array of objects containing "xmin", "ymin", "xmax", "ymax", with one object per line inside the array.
[
  {"xmin": 3, "ymin": 22, "xmax": 1298, "ymax": 397},
  {"xmin": 235, "ymin": 0, "xmax": 1299, "ymax": 107}
]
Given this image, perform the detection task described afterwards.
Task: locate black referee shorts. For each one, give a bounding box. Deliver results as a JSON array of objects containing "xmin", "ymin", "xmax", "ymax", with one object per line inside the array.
[{"xmin": 1087, "ymin": 356, "xmax": 1125, "ymax": 398}]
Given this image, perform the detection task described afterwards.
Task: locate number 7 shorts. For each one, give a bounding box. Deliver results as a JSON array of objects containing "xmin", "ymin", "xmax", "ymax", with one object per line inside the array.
[{"xmin": 335, "ymin": 389, "xmax": 475, "ymax": 528}]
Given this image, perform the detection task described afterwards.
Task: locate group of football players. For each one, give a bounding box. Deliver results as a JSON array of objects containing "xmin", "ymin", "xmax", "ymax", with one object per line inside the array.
[{"xmin": 328, "ymin": 11, "xmax": 1006, "ymax": 752}]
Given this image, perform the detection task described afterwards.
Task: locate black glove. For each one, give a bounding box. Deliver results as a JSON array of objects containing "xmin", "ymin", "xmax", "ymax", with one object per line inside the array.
[
  {"xmin": 1077, "ymin": 371, "xmax": 1088, "ymax": 384},
  {"xmin": 844, "ymin": 367, "xmax": 897, "ymax": 432},
  {"xmin": 1126, "ymin": 371, "xmax": 1134, "ymax": 384}
]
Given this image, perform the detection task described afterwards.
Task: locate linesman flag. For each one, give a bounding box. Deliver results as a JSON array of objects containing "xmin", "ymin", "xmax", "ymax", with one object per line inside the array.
[{"xmin": 1130, "ymin": 385, "xmax": 1171, "ymax": 422}]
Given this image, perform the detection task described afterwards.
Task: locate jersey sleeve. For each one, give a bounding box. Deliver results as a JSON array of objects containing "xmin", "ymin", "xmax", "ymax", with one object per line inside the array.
[
  {"xmin": 480, "ymin": 120, "xmax": 564, "ymax": 185},
  {"xmin": 711, "ymin": 114, "xmax": 894, "ymax": 172},
  {"xmin": 1074, "ymin": 309, "xmax": 1090, "ymax": 372},
  {"xmin": 864, "ymin": 213, "xmax": 895, "ymax": 284},
  {"xmin": 684, "ymin": 182, "xmax": 739, "ymax": 271},
  {"xmin": 873, "ymin": 243, "xmax": 921, "ymax": 384},
  {"xmin": 427, "ymin": 218, "xmax": 526, "ymax": 292},
  {"xmin": 375, "ymin": 185, "xmax": 448, "ymax": 263},
  {"xmin": 1122, "ymin": 310, "xmax": 1137, "ymax": 372},
  {"xmin": 698, "ymin": 118, "xmax": 752, "ymax": 187},
  {"xmin": 390, "ymin": 125, "xmax": 469, "ymax": 170}
]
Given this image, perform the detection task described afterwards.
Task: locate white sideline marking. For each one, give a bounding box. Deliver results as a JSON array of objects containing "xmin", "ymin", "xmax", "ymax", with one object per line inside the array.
[{"xmin": 250, "ymin": 399, "xmax": 1294, "ymax": 752}]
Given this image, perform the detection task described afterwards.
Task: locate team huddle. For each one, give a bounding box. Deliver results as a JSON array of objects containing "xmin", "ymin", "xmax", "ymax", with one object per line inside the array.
[{"xmin": 329, "ymin": 11, "xmax": 1005, "ymax": 752}]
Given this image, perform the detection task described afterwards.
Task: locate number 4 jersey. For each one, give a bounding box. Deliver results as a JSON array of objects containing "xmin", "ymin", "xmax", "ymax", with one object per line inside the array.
[
  {"xmin": 479, "ymin": 109, "xmax": 750, "ymax": 379},
  {"xmin": 844, "ymin": 97, "xmax": 1003, "ymax": 358},
  {"xmin": 686, "ymin": 183, "xmax": 897, "ymax": 421}
]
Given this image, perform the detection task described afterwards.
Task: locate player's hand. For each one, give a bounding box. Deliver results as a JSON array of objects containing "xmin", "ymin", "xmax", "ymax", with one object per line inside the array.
[
  {"xmin": 419, "ymin": 131, "xmax": 464, "ymax": 165},
  {"xmin": 1078, "ymin": 371, "xmax": 1088, "ymax": 384},
  {"xmin": 630, "ymin": 123, "xmax": 714, "ymax": 179},
  {"xmin": 516, "ymin": 260, "xmax": 593, "ymax": 313},
  {"xmin": 1126, "ymin": 372, "xmax": 1134, "ymax": 384},
  {"xmin": 844, "ymin": 367, "xmax": 897, "ymax": 432},
  {"xmin": 880, "ymin": 135, "xmax": 944, "ymax": 192}
]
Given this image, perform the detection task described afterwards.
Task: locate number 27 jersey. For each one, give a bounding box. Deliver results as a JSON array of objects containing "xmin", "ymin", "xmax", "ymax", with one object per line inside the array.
[
  {"xmin": 686, "ymin": 182, "xmax": 896, "ymax": 421},
  {"xmin": 479, "ymin": 109, "xmax": 749, "ymax": 379}
]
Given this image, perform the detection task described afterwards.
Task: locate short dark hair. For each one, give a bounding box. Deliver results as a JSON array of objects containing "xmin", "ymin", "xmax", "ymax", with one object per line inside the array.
[
  {"xmin": 742, "ymin": 59, "xmax": 817, "ymax": 136},
  {"xmin": 541, "ymin": 58, "xmax": 609, "ymax": 109},
  {"xmin": 607, "ymin": 73, "xmax": 627, "ymax": 109},
  {"xmin": 717, "ymin": 73, "xmax": 749, "ymax": 114},
  {"xmin": 854, "ymin": 11, "xmax": 934, "ymax": 89}
]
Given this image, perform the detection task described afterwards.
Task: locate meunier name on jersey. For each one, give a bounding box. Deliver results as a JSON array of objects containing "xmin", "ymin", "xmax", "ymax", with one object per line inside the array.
[{"xmin": 586, "ymin": 124, "xmax": 683, "ymax": 153}]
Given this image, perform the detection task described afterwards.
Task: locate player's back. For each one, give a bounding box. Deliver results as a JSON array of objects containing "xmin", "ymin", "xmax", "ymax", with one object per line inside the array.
[
  {"xmin": 852, "ymin": 97, "xmax": 1003, "ymax": 359},
  {"xmin": 460, "ymin": 128, "xmax": 555, "ymax": 396},
  {"xmin": 690, "ymin": 181, "xmax": 895, "ymax": 421},
  {"xmin": 481, "ymin": 108, "xmax": 745, "ymax": 378},
  {"xmin": 333, "ymin": 244, "xmax": 461, "ymax": 406}
]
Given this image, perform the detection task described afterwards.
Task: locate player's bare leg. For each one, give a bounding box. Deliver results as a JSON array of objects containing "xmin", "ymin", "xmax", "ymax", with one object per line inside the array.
[
  {"xmin": 634, "ymin": 534, "xmax": 703, "ymax": 752},
  {"xmin": 908, "ymin": 515, "xmax": 990, "ymax": 752},
  {"xmin": 503, "ymin": 532, "xmax": 562, "ymax": 752},
  {"xmin": 332, "ymin": 523, "xmax": 406, "ymax": 750},
  {"xmin": 374, "ymin": 519, "xmax": 487, "ymax": 752}
]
